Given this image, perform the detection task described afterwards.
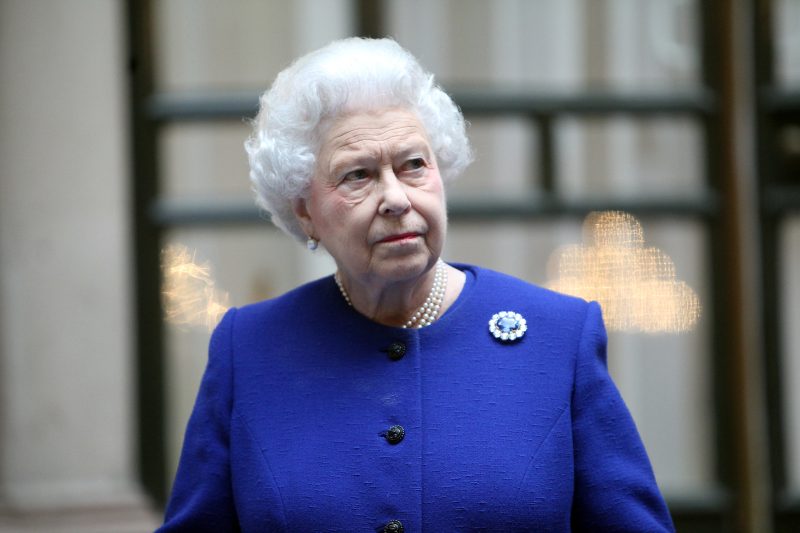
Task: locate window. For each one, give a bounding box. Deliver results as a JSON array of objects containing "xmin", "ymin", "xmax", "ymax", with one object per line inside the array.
[{"xmin": 128, "ymin": 1, "xmax": 789, "ymax": 530}]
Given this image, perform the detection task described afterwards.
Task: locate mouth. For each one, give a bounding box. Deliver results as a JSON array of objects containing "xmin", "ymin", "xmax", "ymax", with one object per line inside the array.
[{"xmin": 378, "ymin": 232, "xmax": 421, "ymax": 244}]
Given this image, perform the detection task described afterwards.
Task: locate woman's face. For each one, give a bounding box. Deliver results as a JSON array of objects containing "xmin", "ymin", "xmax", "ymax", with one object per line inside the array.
[{"xmin": 294, "ymin": 108, "xmax": 447, "ymax": 288}]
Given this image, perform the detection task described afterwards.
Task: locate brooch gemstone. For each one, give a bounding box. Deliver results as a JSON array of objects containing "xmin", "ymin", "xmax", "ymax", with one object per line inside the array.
[{"xmin": 488, "ymin": 311, "xmax": 527, "ymax": 342}]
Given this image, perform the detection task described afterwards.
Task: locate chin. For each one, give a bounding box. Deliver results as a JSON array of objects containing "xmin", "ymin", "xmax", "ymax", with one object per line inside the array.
[{"xmin": 376, "ymin": 254, "xmax": 435, "ymax": 283}]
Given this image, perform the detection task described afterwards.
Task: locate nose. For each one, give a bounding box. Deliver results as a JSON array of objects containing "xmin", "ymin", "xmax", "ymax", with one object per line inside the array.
[{"xmin": 378, "ymin": 167, "xmax": 411, "ymax": 216}]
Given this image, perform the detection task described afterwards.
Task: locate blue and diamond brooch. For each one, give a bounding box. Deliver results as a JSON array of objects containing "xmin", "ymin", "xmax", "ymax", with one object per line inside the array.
[{"xmin": 488, "ymin": 311, "xmax": 527, "ymax": 342}]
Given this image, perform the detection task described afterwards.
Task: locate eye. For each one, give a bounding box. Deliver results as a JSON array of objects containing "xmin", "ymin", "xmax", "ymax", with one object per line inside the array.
[
  {"xmin": 399, "ymin": 157, "xmax": 426, "ymax": 173},
  {"xmin": 342, "ymin": 168, "xmax": 370, "ymax": 182}
]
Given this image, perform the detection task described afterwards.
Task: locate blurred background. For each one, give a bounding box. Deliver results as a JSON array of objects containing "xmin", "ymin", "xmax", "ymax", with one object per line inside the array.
[{"xmin": 0, "ymin": 0, "xmax": 798, "ymax": 531}]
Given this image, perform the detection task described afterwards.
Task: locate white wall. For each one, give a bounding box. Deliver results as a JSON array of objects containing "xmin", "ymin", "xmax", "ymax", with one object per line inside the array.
[{"xmin": 0, "ymin": 0, "xmax": 157, "ymax": 530}]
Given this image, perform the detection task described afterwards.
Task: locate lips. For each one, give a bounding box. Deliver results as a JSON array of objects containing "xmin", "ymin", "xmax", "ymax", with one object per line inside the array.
[{"xmin": 378, "ymin": 232, "xmax": 420, "ymax": 243}]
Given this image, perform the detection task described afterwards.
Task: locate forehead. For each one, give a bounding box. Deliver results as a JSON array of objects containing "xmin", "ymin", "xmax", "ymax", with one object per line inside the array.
[{"xmin": 319, "ymin": 108, "xmax": 430, "ymax": 156}]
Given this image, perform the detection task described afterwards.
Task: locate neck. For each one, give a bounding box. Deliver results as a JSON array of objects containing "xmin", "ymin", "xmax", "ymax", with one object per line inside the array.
[{"xmin": 335, "ymin": 260, "xmax": 454, "ymax": 328}]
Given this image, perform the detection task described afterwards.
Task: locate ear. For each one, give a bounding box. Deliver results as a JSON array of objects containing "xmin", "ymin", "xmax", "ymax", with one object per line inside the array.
[{"xmin": 292, "ymin": 197, "xmax": 315, "ymax": 237}]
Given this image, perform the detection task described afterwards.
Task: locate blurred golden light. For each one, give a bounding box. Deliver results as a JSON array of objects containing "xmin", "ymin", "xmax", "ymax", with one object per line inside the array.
[
  {"xmin": 546, "ymin": 211, "xmax": 701, "ymax": 333},
  {"xmin": 161, "ymin": 244, "xmax": 230, "ymax": 331}
]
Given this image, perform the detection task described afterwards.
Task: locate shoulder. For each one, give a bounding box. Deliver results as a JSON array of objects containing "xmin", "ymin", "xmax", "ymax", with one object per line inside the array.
[
  {"xmin": 440, "ymin": 263, "xmax": 603, "ymax": 358},
  {"xmin": 209, "ymin": 275, "xmax": 342, "ymax": 349},
  {"xmin": 457, "ymin": 263, "xmax": 592, "ymax": 320},
  {"xmin": 233, "ymin": 274, "xmax": 335, "ymax": 322}
]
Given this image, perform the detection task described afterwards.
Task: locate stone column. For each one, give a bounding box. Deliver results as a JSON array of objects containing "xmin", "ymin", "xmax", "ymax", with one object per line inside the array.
[{"xmin": 0, "ymin": 1, "xmax": 159, "ymax": 530}]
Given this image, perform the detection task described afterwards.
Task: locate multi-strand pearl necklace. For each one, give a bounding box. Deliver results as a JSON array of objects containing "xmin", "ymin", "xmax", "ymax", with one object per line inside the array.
[{"xmin": 334, "ymin": 260, "xmax": 448, "ymax": 329}]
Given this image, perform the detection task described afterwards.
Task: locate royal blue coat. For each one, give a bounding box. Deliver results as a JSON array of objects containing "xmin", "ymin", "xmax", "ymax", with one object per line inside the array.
[{"xmin": 159, "ymin": 264, "xmax": 674, "ymax": 532}]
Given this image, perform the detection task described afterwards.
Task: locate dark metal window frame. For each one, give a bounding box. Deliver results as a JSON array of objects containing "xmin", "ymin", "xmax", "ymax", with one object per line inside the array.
[
  {"xmin": 754, "ymin": 0, "xmax": 800, "ymax": 531},
  {"xmin": 126, "ymin": 1, "xmax": 760, "ymax": 530}
]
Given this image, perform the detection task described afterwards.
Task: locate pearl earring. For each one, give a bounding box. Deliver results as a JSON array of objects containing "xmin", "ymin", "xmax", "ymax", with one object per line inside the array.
[{"xmin": 306, "ymin": 237, "xmax": 319, "ymax": 251}]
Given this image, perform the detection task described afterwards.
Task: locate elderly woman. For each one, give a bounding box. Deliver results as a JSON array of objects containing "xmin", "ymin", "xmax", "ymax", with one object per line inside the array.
[{"xmin": 159, "ymin": 38, "xmax": 674, "ymax": 532}]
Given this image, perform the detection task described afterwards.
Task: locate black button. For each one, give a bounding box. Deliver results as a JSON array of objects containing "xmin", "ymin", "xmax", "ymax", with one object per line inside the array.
[
  {"xmin": 385, "ymin": 425, "xmax": 405, "ymax": 444},
  {"xmin": 384, "ymin": 341, "xmax": 406, "ymax": 361},
  {"xmin": 384, "ymin": 519, "xmax": 404, "ymax": 533}
]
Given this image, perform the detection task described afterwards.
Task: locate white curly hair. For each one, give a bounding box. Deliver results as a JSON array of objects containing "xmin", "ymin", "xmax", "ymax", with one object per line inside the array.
[{"xmin": 244, "ymin": 37, "xmax": 473, "ymax": 242}]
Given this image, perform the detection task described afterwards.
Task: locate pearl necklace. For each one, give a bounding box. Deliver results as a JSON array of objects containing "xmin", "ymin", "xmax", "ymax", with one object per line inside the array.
[{"xmin": 334, "ymin": 260, "xmax": 448, "ymax": 329}]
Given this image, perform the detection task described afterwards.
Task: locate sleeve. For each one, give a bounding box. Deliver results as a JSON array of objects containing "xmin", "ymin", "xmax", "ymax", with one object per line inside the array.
[
  {"xmin": 157, "ymin": 307, "xmax": 241, "ymax": 532},
  {"xmin": 570, "ymin": 301, "xmax": 675, "ymax": 532}
]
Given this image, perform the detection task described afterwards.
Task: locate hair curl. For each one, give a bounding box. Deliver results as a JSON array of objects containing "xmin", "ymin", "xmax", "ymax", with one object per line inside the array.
[{"xmin": 245, "ymin": 37, "xmax": 473, "ymax": 242}]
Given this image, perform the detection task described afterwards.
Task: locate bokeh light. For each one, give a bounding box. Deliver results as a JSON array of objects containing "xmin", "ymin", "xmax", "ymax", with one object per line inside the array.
[
  {"xmin": 161, "ymin": 244, "xmax": 230, "ymax": 331},
  {"xmin": 547, "ymin": 211, "xmax": 701, "ymax": 333}
]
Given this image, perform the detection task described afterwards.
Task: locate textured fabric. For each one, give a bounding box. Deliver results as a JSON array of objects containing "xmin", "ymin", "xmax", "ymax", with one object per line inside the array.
[{"xmin": 159, "ymin": 264, "xmax": 674, "ymax": 532}]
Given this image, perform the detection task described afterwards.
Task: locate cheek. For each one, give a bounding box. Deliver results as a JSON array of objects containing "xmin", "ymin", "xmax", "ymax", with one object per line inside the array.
[
  {"xmin": 424, "ymin": 174, "xmax": 446, "ymax": 202},
  {"xmin": 420, "ymin": 178, "xmax": 447, "ymax": 215},
  {"xmin": 316, "ymin": 198, "xmax": 373, "ymax": 244},
  {"xmin": 308, "ymin": 196, "xmax": 342, "ymax": 237},
  {"xmin": 416, "ymin": 193, "xmax": 447, "ymax": 233}
]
